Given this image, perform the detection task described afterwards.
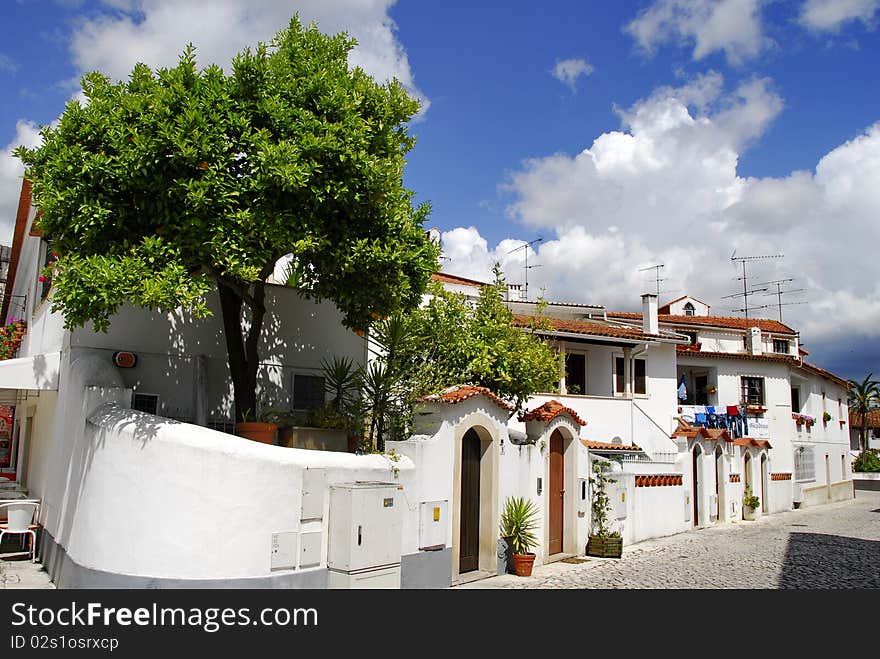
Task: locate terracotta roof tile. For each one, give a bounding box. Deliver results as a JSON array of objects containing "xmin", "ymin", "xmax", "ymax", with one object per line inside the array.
[
  {"xmin": 519, "ymin": 400, "xmax": 587, "ymax": 426},
  {"xmin": 732, "ymin": 437, "xmax": 772, "ymax": 448},
  {"xmin": 430, "ymin": 272, "xmax": 490, "ymax": 287},
  {"xmin": 606, "ymin": 311, "xmax": 797, "ymax": 335},
  {"xmin": 579, "ymin": 439, "xmax": 642, "ymax": 451},
  {"xmin": 513, "ymin": 314, "xmax": 666, "ymax": 342},
  {"xmin": 670, "ymin": 421, "xmax": 731, "ymax": 442},
  {"xmin": 420, "ymin": 385, "xmax": 514, "ymax": 411}
]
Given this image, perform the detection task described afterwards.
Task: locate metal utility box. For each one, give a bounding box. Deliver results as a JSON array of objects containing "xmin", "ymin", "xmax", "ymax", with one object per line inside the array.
[
  {"xmin": 270, "ymin": 531, "xmax": 298, "ymax": 571},
  {"xmin": 577, "ymin": 478, "xmax": 588, "ymax": 515},
  {"xmin": 418, "ymin": 500, "xmax": 448, "ymax": 550},
  {"xmin": 683, "ymin": 489, "xmax": 691, "ymax": 522},
  {"xmin": 327, "ymin": 482, "xmax": 403, "ymax": 588}
]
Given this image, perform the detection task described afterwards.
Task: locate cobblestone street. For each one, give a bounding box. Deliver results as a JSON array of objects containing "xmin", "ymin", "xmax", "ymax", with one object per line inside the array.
[{"xmin": 455, "ymin": 489, "xmax": 880, "ymax": 589}]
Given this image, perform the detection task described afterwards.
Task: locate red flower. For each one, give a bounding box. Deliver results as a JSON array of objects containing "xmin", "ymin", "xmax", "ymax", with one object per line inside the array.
[{"xmin": 38, "ymin": 275, "xmax": 47, "ymax": 282}]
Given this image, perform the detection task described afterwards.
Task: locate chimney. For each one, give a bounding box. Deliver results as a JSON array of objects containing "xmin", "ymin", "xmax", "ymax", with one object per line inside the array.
[
  {"xmin": 642, "ymin": 293, "xmax": 659, "ymax": 334},
  {"xmin": 748, "ymin": 326, "xmax": 762, "ymax": 355},
  {"xmin": 507, "ymin": 284, "xmax": 523, "ymax": 302}
]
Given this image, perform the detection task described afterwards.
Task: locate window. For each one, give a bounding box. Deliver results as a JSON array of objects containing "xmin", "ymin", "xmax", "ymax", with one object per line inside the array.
[
  {"xmin": 773, "ymin": 339, "xmax": 790, "ymax": 354},
  {"xmin": 614, "ymin": 357, "xmax": 646, "ymax": 395},
  {"xmin": 742, "ymin": 336, "xmax": 748, "ymax": 350},
  {"xmin": 794, "ymin": 446, "xmax": 815, "ymax": 481},
  {"xmin": 293, "ymin": 374, "xmax": 325, "ymax": 411},
  {"xmin": 131, "ymin": 392, "xmax": 159, "ymax": 415},
  {"xmin": 37, "ymin": 240, "xmax": 53, "ymax": 303},
  {"xmin": 683, "ymin": 302, "xmax": 695, "ymax": 316},
  {"xmin": 790, "ymin": 387, "xmax": 801, "ymax": 413},
  {"xmin": 564, "ymin": 352, "xmax": 586, "ymax": 395},
  {"xmin": 740, "ymin": 376, "xmax": 764, "ymax": 406},
  {"xmin": 682, "ymin": 331, "xmax": 698, "ymax": 345}
]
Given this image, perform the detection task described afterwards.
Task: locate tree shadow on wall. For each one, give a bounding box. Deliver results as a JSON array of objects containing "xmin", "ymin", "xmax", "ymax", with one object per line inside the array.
[{"xmin": 780, "ymin": 532, "xmax": 880, "ymax": 588}]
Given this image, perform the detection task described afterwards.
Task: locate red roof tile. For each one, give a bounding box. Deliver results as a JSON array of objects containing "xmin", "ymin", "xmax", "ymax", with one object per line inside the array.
[
  {"xmin": 513, "ymin": 314, "xmax": 666, "ymax": 342},
  {"xmin": 579, "ymin": 439, "xmax": 642, "ymax": 451},
  {"xmin": 732, "ymin": 437, "xmax": 772, "ymax": 449},
  {"xmin": 606, "ymin": 311, "xmax": 797, "ymax": 335},
  {"xmin": 420, "ymin": 385, "xmax": 514, "ymax": 411},
  {"xmin": 430, "ymin": 272, "xmax": 490, "ymax": 287},
  {"xmin": 519, "ymin": 400, "xmax": 587, "ymax": 426},
  {"xmin": 670, "ymin": 421, "xmax": 731, "ymax": 442}
]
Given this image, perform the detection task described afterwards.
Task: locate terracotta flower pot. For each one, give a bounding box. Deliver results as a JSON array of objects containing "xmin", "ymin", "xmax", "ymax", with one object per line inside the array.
[
  {"xmin": 512, "ymin": 553, "xmax": 536, "ymax": 577},
  {"xmin": 235, "ymin": 421, "xmax": 278, "ymax": 444}
]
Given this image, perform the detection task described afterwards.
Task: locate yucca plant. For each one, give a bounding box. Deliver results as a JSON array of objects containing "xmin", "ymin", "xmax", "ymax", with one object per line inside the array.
[{"xmin": 499, "ymin": 496, "xmax": 540, "ymax": 555}]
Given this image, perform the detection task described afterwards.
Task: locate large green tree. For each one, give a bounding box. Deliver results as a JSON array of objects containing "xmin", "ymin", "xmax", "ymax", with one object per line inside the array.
[
  {"xmin": 16, "ymin": 17, "xmax": 439, "ymax": 422},
  {"xmin": 849, "ymin": 373, "xmax": 880, "ymax": 454}
]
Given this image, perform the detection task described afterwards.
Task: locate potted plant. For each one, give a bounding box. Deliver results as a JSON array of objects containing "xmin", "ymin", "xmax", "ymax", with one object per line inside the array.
[
  {"xmin": 742, "ymin": 486, "xmax": 760, "ymax": 521},
  {"xmin": 235, "ymin": 405, "xmax": 280, "ymax": 444},
  {"xmin": 586, "ymin": 459, "xmax": 623, "ymax": 558},
  {"xmin": 705, "ymin": 384, "xmax": 717, "ymax": 395},
  {"xmin": 499, "ymin": 496, "xmax": 540, "ymax": 577},
  {"xmin": 823, "ymin": 411, "xmax": 832, "ymax": 424}
]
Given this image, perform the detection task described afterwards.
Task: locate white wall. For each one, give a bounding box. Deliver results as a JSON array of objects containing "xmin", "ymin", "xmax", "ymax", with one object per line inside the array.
[{"xmin": 69, "ymin": 287, "xmax": 367, "ymax": 421}]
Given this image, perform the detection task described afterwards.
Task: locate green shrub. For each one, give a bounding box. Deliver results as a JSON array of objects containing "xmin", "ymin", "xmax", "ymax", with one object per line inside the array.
[{"xmin": 853, "ymin": 450, "xmax": 880, "ymax": 472}]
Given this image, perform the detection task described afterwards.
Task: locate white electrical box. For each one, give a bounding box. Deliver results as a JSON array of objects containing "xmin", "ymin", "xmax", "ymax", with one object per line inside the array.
[
  {"xmin": 270, "ymin": 531, "xmax": 298, "ymax": 571},
  {"xmin": 683, "ymin": 489, "xmax": 691, "ymax": 522},
  {"xmin": 577, "ymin": 478, "xmax": 588, "ymax": 515},
  {"xmin": 300, "ymin": 530, "xmax": 322, "ymax": 568},
  {"xmin": 418, "ymin": 500, "xmax": 448, "ymax": 550},
  {"xmin": 301, "ymin": 469, "xmax": 326, "ymax": 521},
  {"xmin": 709, "ymin": 493, "xmax": 718, "ymax": 520},
  {"xmin": 327, "ymin": 481, "xmax": 403, "ymax": 588}
]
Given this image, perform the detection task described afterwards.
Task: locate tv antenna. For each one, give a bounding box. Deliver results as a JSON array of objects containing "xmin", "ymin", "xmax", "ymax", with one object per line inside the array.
[
  {"xmin": 639, "ymin": 264, "xmax": 665, "ymax": 296},
  {"xmin": 756, "ymin": 279, "xmax": 806, "ymax": 322},
  {"xmin": 507, "ymin": 237, "xmax": 543, "ymax": 300},
  {"xmin": 730, "ymin": 250, "xmax": 783, "ymax": 318}
]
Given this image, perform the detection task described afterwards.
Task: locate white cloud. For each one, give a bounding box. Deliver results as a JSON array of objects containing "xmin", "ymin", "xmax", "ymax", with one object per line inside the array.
[
  {"xmin": 68, "ymin": 0, "xmax": 428, "ymax": 113},
  {"xmin": 441, "ymin": 76, "xmax": 880, "ymax": 373},
  {"xmin": 799, "ymin": 0, "xmax": 880, "ymax": 32},
  {"xmin": 624, "ymin": 0, "xmax": 770, "ymax": 65},
  {"xmin": 0, "ymin": 121, "xmax": 42, "ymax": 245},
  {"xmin": 551, "ymin": 58, "xmax": 594, "ymax": 91}
]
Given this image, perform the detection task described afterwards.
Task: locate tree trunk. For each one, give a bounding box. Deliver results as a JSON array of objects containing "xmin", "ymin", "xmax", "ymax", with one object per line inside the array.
[{"xmin": 217, "ymin": 275, "xmax": 269, "ymax": 423}]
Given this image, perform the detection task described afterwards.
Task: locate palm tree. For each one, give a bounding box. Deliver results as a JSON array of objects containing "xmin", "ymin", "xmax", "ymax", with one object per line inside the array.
[{"xmin": 848, "ymin": 373, "xmax": 880, "ymax": 454}]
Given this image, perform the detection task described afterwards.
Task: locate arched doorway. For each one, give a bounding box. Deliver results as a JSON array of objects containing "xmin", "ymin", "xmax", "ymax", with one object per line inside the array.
[
  {"xmin": 743, "ymin": 452, "xmax": 752, "ymax": 520},
  {"xmin": 760, "ymin": 453, "xmax": 768, "ymax": 513},
  {"xmin": 548, "ymin": 429, "xmax": 564, "ymax": 555},
  {"xmin": 692, "ymin": 445, "xmax": 702, "ymax": 527},
  {"xmin": 459, "ymin": 428, "xmax": 481, "ymax": 573},
  {"xmin": 714, "ymin": 446, "xmax": 723, "ymax": 521}
]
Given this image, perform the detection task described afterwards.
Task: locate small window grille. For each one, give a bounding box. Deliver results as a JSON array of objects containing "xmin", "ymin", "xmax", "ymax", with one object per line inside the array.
[{"xmin": 132, "ymin": 393, "xmax": 159, "ymax": 415}]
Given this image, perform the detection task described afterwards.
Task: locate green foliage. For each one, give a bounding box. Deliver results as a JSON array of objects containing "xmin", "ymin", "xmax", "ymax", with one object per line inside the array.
[
  {"xmin": 15, "ymin": 15, "xmax": 439, "ymax": 421},
  {"xmin": 387, "ymin": 269, "xmax": 561, "ymax": 413},
  {"xmin": 849, "ymin": 373, "xmax": 880, "ymax": 454},
  {"xmin": 499, "ymin": 496, "xmax": 540, "ymax": 555},
  {"xmin": 589, "ymin": 459, "xmax": 618, "ymax": 538},
  {"xmin": 742, "ymin": 486, "xmax": 760, "ymax": 510},
  {"xmin": 853, "ymin": 449, "xmax": 880, "ymax": 473}
]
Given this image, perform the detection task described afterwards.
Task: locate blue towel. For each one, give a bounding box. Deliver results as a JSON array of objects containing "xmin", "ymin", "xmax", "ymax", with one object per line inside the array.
[
  {"xmin": 706, "ymin": 405, "xmax": 715, "ymax": 414},
  {"xmin": 695, "ymin": 412, "xmax": 708, "ymax": 425}
]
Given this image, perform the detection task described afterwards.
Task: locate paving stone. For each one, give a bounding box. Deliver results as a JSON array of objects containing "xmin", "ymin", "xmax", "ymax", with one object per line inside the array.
[{"xmin": 454, "ymin": 490, "xmax": 880, "ymax": 589}]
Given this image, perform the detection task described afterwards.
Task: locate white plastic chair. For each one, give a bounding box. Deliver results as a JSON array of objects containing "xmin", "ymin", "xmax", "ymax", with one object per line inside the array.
[{"xmin": 0, "ymin": 500, "xmax": 40, "ymax": 562}]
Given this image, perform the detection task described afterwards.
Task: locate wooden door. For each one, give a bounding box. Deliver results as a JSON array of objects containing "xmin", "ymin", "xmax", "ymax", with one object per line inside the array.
[
  {"xmin": 548, "ymin": 431, "xmax": 564, "ymax": 555},
  {"xmin": 459, "ymin": 429, "xmax": 481, "ymax": 573}
]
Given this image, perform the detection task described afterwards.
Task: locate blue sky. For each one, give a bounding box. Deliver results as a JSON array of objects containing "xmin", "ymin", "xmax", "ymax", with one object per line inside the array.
[{"xmin": 1, "ymin": 0, "xmax": 879, "ymax": 379}]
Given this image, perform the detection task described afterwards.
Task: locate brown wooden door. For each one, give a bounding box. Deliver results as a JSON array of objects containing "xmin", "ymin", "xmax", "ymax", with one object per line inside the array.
[
  {"xmin": 459, "ymin": 429, "xmax": 481, "ymax": 573},
  {"xmin": 548, "ymin": 431, "xmax": 564, "ymax": 555}
]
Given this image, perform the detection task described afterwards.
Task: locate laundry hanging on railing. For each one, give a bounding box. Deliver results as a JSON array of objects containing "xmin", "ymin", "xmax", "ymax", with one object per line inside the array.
[{"xmin": 678, "ymin": 404, "xmax": 750, "ymax": 438}]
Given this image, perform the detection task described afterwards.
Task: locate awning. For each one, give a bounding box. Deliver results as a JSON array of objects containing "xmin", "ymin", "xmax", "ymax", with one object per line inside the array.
[
  {"xmin": 0, "ymin": 352, "xmax": 61, "ymax": 390},
  {"xmin": 732, "ymin": 437, "xmax": 772, "ymax": 449}
]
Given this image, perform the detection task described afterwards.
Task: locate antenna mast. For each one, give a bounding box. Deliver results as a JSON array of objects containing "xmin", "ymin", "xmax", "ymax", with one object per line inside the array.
[
  {"xmin": 639, "ymin": 264, "xmax": 665, "ymax": 296},
  {"xmin": 755, "ymin": 279, "xmax": 806, "ymax": 322},
  {"xmin": 729, "ymin": 250, "xmax": 783, "ymax": 318},
  {"xmin": 507, "ymin": 237, "xmax": 543, "ymax": 300}
]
